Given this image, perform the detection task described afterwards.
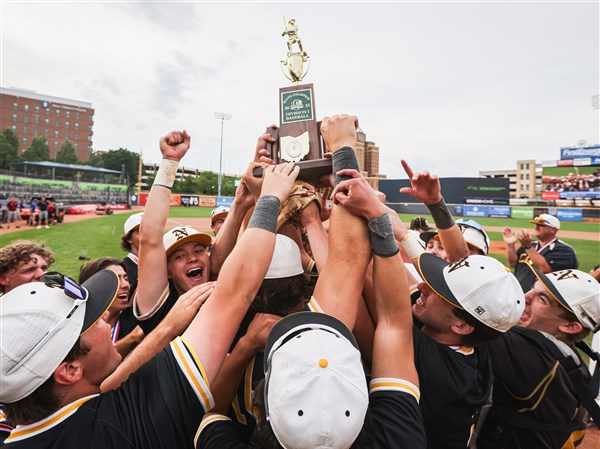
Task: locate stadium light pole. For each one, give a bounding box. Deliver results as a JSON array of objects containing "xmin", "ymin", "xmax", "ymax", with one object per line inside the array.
[{"xmin": 214, "ymin": 112, "xmax": 232, "ymax": 197}]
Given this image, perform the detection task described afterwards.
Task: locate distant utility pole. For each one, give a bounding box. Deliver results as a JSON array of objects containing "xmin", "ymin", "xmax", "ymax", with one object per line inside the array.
[{"xmin": 214, "ymin": 112, "xmax": 232, "ymax": 197}]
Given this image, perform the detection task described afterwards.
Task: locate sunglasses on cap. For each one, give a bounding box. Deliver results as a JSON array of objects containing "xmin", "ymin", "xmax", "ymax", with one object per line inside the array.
[{"xmin": 41, "ymin": 271, "xmax": 87, "ymax": 301}]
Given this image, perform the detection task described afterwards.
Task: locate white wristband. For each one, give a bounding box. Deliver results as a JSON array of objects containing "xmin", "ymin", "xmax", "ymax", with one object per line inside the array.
[
  {"xmin": 400, "ymin": 233, "xmax": 425, "ymax": 260},
  {"xmin": 154, "ymin": 158, "xmax": 179, "ymax": 189}
]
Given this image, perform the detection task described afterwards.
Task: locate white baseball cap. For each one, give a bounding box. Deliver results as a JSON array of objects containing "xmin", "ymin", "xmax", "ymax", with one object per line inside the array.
[
  {"xmin": 417, "ymin": 253, "xmax": 525, "ymax": 332},
  {"xmin": 265, "ymin": 234, "xmax": 304, "ymax": 279},
  {"xmin": 163, "ymin": 226, "xmax": 212, "ymax": 256},
  {"xmin": 529, "ymin": 266, "xmax": 600, "ymax": 332},
  {"xmin": 529, "ymin": 213, "xmax": 560, "ymax": 229},
  {"xmin": 264, "ymin": 312, "xmax": 368, "ymax": 449},
  {"xmin": 210, "ymin": 206, "xmax": 229, "ymax": 225},
  {"xmin": 123, "ymin": 212, "xmax": 144, "ymax": 235},
  {"xmin": 0, "ymin": 270, "xmax": 119, "ymax": 403},
  {"xmin": 456, "ymin": 219, "xmax": 490, "ymax": 255}
]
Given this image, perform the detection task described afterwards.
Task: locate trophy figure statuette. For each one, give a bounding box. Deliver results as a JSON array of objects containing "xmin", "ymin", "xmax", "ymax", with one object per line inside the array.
[{"xmin": 253, "ymin": 17, "xmax": 332, "ymax": 185}]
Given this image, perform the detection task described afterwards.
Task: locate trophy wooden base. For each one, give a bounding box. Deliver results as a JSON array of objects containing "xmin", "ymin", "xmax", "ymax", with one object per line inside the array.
[{"xmin": 252, "ymin": 158, "xmax": 332, "ymax": 187}]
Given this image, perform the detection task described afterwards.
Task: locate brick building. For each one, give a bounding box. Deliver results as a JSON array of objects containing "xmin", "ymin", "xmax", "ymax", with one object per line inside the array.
[{"xmin": 0, "ymin": 87, "xmax": 94, "ymax": 161}]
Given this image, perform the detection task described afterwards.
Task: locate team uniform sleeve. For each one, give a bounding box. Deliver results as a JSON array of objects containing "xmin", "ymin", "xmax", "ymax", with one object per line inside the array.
[
  {"xmin": 134, "ymin": 284, "xmax": 178, "ymax": 334},
  {"xmin": 545, "ymin": 242, "xmax": 578, "ymax": 271},
  {"xmin": 369, "ymin": 378, "xmax": 426, "ymax": 449},
  {"xmin": 194, "ymin": 414, "xmax": 252, "ymax": 449}
]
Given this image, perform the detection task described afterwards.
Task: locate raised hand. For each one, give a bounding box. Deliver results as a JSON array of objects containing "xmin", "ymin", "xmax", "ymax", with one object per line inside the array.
[
  {"xmin": 254, "ymin": 125, "xmax": 277, "ymax": 165},
  {"xmin": 502, "ymin": 227, "xmax": 517, "ymax": 246},
  {"xmin": 242, "ymin": 313, "xmax": 282, "ymax": 352},
  {"xmin": 260, "ymin": 162, "xmax": 300, "ymax": 203},
  {"xmin": 320, "ymin": 114, "xmax": 358, "ymax": 152},
  {"xmin": 159, "ymin": 130, "xmax": 191, "ymax": 162},
  {"xmin": 331, "ymin": 169, "xmax": 384, "ymax": 220},
  {"xmin": 399, "ymin": 159, "xmax": 442, "ymax": 205}
]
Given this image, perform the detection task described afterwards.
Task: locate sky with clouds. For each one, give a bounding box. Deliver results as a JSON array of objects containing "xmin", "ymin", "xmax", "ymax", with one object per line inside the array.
[{"xmin": 2, "ymin": 1, "xmax": 598, "ymax": 179}]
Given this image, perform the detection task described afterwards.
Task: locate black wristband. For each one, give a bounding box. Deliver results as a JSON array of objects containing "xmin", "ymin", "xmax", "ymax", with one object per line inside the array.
[
  {"xmin": 332, "ymin": 146, "xmax": 360, "ymax": 186},
  {"xmin": 426, "ymin": 198, "xmax": 455, "ymax": 230},
  {"xmin": 247, "ymin": 196, "xmax": 280, "ymax": 234},
  {"xmin": 368, "ymin": 213, "xmax": 400, "ymax": 258}
]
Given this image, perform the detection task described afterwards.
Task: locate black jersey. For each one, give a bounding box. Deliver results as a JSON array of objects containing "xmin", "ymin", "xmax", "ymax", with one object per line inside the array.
[
  {"xmin": 478, "ymin": 327, "xmax": 588, "ymax": 449},
  {"xmin": 3, "ymin": 338, "xmax": 213, "ymax": 449},
  {"xmin": 134, "ymin": 281, "xmax": 179, "ymax": 335},
  {"xmin": 413, "ymin": 326, "xmax": 492, "ymax": 449},
  {"xmin": 514, "ymin": 239, "xmax": 578, "ymax": 292},
  {"xmin": 196, "ymin": 378, "xmax": 425, "ymax": 449}
]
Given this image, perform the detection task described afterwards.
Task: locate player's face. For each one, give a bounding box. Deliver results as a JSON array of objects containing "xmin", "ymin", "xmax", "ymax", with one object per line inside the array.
[
  {"xmin": 106, "ymin": 265, "xmax": 131, "ymax": 315},
  {"xmin": 211, "ymin": 218, "xmax": 225, "ymax": 236},
  {"xmin": 425, "ymin": 239, "xmax": 447, "ymax": 261},
  {"xmin": 80, "ymin": 313, "xmax": 122, "ymax": 384},
  {"xmin": 167, "ymin": 241, "xmax": 210, "ymax": 295},
  {"xmin": 413, "ymin": 282, "xmax": 458, "ymax": 336},
  {"xmin": 519, "ymin": 281, "xmax": 567, "ymax": 333},
  {"xmin": 0, "ymin": 254, "xmax": 50, "ymax": 293},
  {"xmin": 128, "ymin": 228, "xmax": 141, "ymax": 254}
]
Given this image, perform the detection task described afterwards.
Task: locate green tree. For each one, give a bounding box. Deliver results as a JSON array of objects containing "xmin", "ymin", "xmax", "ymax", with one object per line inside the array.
[
  {"xmin": 85, "ymin": 151, "xmax": 105, "ymax": 167},
  {"xmin": 196, "ymin": 171, "xmax": 219, "ymax": 195},
  {"xmin": 0, "ymin": 131, "xmax": 20, "ymax": 170},
  {"xmin": 54, "ymin": 140, "xmax": 79, "ymax": 164},
  {"xmin": 173, "ymin": 175, "xmax": 200, "ymax": 194},
  {"xmin": 21, "ymin": 137, "xmax": 50, "ymax": 162},
  {"xmin": 2, "ymin": 128, "xmax": 19, "ymax": 155},
  {"xmin": 102, "ymin": 148, "xmax": 139, "ymax": 186}
]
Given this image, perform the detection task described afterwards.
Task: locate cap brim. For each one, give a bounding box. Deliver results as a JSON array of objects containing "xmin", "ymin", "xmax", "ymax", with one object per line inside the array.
[
  {"xmin": 211, "ymin": 212, "xmax": 228, "ymax": 224},
  {"xmin": 419, "ymin": 231, "xmax": 438, "ymax": 243},
  {"xmin": 416, "ymin": 253, "xmax": 463, "ymax": 309},
  {"xmin": 264, "ymin": 312, "xmax": 358, "ymax": 373},
  {"xmin": 166, "ymin": 233, "xmax": 213, "ymax": 256},
  {"xmin": 80, "ymin": 270, "xmax": 119, "ymax": 335},
  {"xmin": 525, "ymin": 263, "xmax": 574, "ymax": 315}
]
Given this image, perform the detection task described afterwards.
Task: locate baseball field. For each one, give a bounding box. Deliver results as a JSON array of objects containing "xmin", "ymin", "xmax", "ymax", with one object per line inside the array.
[{"xmin": 1, "ymin": 207, "xmax": 598, "ymax": 280}]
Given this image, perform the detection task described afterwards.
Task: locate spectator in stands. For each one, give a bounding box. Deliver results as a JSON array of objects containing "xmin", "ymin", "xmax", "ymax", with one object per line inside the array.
[
  {"xmin": 37, "ymin": 196, "xmax": 49, "ymax": 229},
  {"xmin": 0, "ymin": 241, "xmax": 54, "ymax": 295},
  {"xmin": 6, "ymin": 196, "xmax": 19, "ymax": 229},
  {"xmin": 210, "ymin": 206, "xmax": 229, "ymax": 236},
  {"xmin": 503, "ymin": 214, "xmax": 578, "ymax": 292}
]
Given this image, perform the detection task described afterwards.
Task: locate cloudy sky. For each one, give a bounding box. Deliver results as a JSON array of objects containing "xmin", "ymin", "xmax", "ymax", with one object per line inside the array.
[{"xmin": 2, "ymin": 1, "xmax": 598, "ymax": 179}]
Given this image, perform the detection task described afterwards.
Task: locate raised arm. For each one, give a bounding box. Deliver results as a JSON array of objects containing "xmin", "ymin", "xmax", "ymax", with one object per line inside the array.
[
  {"xmin": 399, "ymin": 159, "xmax": 468, "ymax": 263},
  {"xmin": 136, "ymin": 130, "xmax": 190, "ymax": 315},
  {"xmin": 515, "ymin": 229, "xmax": 552, "ymax": 273},
  {"xmin": 503, "ymin": 227, "xmax": 518, "ymax": 268},
  {"xmin": 183, "ymin": 163, "xmax": 299, "ymax": 385}
]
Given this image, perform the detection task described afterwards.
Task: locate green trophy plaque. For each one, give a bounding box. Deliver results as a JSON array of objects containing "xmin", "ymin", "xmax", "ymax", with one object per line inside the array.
[{"xmin": 254, "ymin": 17, "xmax": 332, "ymax": 185}]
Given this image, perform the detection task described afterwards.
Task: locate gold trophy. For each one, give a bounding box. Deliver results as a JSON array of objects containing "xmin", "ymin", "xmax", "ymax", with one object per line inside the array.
[{"xmin": 254, "ymin": 17, "xmax": 332, "ymax": 185}]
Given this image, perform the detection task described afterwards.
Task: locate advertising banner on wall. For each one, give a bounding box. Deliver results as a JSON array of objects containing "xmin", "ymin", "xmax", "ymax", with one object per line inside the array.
[
  {"xmin": 556, "ymin": 208, "xmax": 583, "ymax": 222},
  {"xmin": 542, "ymin": 191, "xmax": 560, "ymax": 200},
  {"xmin": 216, "ymin": 197, "xmax": 234, "ymax": 207},
  {"xmin": 511, "ymin": 207, "xmax": 533, "ymax": 219},
  {"xmin": 139, "ymin": 193, "xmax": 149, "ymax": 206},
  {"xmin": 559, "ymin": 191, "xmax": 600, "ymax": 200},
  {"xmin": 198, "ymin": 196, "xmax": 217, "ymax": 207},
  {"xmin": 488, "ymin": 206, "xmax": 511, "ymax": 218},
  {"xmin": 180, "ymin": 195, "xmax": 199, "ymax": 207},
  {"xmin": 560, "ymin": 146, "xmax": 600, "ymax": 160},
  {"xmin": 464, "ymin": 205, "xmax": 488, "ymax": 217}
]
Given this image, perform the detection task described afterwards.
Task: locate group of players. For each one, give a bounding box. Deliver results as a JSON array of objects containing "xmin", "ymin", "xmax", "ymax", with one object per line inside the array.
[{"xmin": 0, "ymin": 115, "xmax": 599, "ymax": 449}]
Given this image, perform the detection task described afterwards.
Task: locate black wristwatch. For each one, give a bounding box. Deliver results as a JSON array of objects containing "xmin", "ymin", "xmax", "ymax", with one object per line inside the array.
[{"xmin": 523, "ymin": 243, "xmax": 535, "ymax": 250}]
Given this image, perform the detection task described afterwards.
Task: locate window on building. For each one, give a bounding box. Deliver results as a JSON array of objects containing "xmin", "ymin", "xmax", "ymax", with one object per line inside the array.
[
  {"xmin": 12, "ymin": 102, "xmax": 18, "ymax": 110},
  {"xmin": 65, "ymin": 132, "xmax": 69, "ymax": 139},
  {"xmin": 34, "ymin": 116, "xmax": 39, "ymax": 125},
  {"xmin": 88, "ymin": 125, "xmax": 93, "ymax": 132},
  {"xmin": 65, "ymin": 111, "xmax": 70, "ymax": 118},
  {"xmin": 526, "ymin": 173, "xmax": 529, "ymax": 180},
  {"xmin": 56, "ymin": 109, "xmax": 61, "ymax": 115},
  {"xmin": 11, "ymin": 114, "xmax": 17, "ymax": 121},
  {"xmin": 23, "ymin": 126, "xmax": 27, "ymax": 134},
  {"xmin": 54, "ymin": 141, "xmax": 58, "ymax": 148},
  {"xmin": 74, "ymin": 143, "xmax": 78, "ymax": 149},
  {"xmin": 75, "ymin": 112, "xmax": 80, "ymax": 119},
  {"xmin": 34, "ymin": 128, "xmax": 38, "ymax": 136},
  {"xmin": 24, "ymin": 104, "xmax": 29, "ymax": 112},
  {"xmin": 44, "ymin": 129, "xmax": 49, "ymax": 137},
  {"xmin": 22, "ymin": 137, "xmax": 27, "ymax": 146},
  {"xmin": 23, "ymin": 115, "xmax": 29, "ymax": 123},
  {"xmin": 35, "ymin": 106, "xmax": 40, "ymax": 113},
  {"xmin": 11, "ymin": 125, "xmax": 16, "ymax": 131},
  {"xmin": 89, "ymin": 114, "xmax": 94, "ymax": 121},
  {"xmin": 74, "ymin": 132, "xmax": 78, "ymax": 140},
  {"xmin": 87, "ymin": 135, "xmax": 92, "ymax": 142},
  {"xmin": 55, "ymin": 119, "xmax": 60, "ymax": 127},
  {"xmin": 54, "ymin": 130, "xmax": 59, "ymax": 137},
  {"xmin": 75, "ymin": 122, "xmax": 79, "ymax": 129},
  {"xmin": 45, "ymin": 108, "xmax": 50, "ymax": 115},
  {"xmin": 65, "ymin": 121, "xmax": 69, "ymax": 128}
]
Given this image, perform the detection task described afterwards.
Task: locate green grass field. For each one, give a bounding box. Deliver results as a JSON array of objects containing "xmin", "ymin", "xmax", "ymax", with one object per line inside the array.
[{"xmin": 1, "ymin": 208, "xmax": 598, "ymax": 279}]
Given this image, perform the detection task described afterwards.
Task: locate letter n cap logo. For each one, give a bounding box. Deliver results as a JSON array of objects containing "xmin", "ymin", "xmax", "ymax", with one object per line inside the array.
[{"xmin": 172, "ymin": 227, "xmax": 189, "ymax": 241}]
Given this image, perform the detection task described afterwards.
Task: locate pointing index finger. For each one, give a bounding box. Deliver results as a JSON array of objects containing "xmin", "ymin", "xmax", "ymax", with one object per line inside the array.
[{"xmin": 401, "ymin": 160, "xmax": 414, "ymax": 179}]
